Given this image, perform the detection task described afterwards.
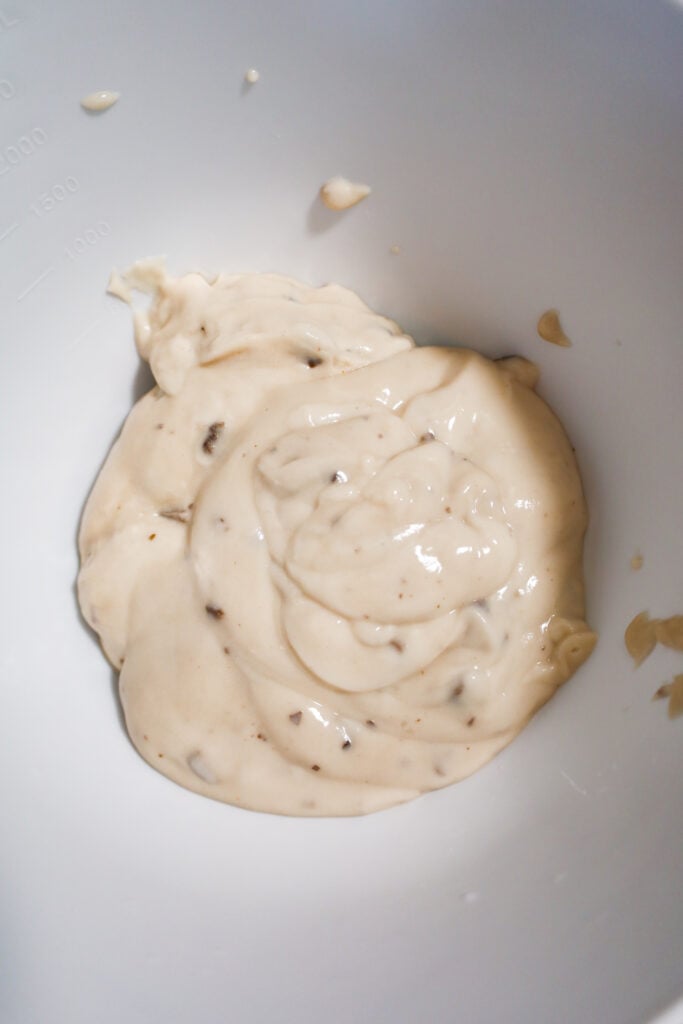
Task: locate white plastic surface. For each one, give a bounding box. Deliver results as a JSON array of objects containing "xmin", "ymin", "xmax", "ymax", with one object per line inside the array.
[{"xmin": 1, "ymin": 2, "xmax": 682, "ymax": 1023}]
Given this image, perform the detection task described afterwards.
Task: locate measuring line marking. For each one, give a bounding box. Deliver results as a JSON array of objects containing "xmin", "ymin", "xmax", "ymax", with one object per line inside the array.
[
  {"xmin": 68, "ymin": 316, "xmax": 107, "ymax": 351},
  {"xmin": 17, "ymin": 265, "xmax": 55, "ymax": 302},
  {"xmin": 0, "ymin": 221, "xmax": 19, "ymax": 243}
]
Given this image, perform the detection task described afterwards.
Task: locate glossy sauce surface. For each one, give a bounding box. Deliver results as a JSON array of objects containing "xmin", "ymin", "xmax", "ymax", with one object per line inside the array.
[{"xmin": 78, "ymin": 265, "xmax": 595, "ymax": 815}]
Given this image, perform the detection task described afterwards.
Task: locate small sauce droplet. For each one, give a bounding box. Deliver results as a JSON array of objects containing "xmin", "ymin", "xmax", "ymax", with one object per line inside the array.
[
  {"xmin": 320, "ymin": 176, "xmax": 371, "ymax": 211},
  {"xmin": 81, "ymin": 90, "xmax": 120, "ymax": 112}
]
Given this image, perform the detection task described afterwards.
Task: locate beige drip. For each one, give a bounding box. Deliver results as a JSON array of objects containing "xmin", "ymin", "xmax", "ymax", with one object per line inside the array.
[
  {"xmin": 78, "ymin": 263, "xmax": 595, "ymax": 816},
  {"xmin": 537, "ymin": 309, "xmax": 571, "ymax": 347},
  {"xmin": 625, "ymin": 612, "xmax": 683, "ymax": 664},
  {"xmin": 653, "ymin": 676, "xmax": 683, "ymax": 719},
  {"xmin": 625, "ymin": 611, "xmax": 683, "ymax": 719}
]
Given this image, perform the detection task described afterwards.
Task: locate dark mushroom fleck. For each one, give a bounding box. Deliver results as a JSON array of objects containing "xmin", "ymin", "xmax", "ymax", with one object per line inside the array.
[
  {"xmin": 256, "ymin": 733, "xmax": 267, "ymax": 741},
  {"xmin": 342, "ymin": 739, "xmax": 352, "ymax": 750},
  {"xmin": 205, "ymin": 605, "xmax": 224, "ymax": 620},
  {"xmin": 289, "ymin": 711, "xmax": 303, "ymax": 725},
  {"xmin": 451, "ymin": 682, "xmax": 465, "ymax": 699},
  {"xmin": 311, "ymin": 764, "xmax": 321, "ymax": 772},
  {"xmin": 305, "ymin": 355, "xmax": 324, "ymax": 368},
  {"xmin": 389, "ymin": 638, "xmax": 404, "ymax": 652},
  {"xmin": 467, "ymin": 716, "xmax": 476, "ymax": 727},
  {"xmin": 365, "ymin": 719, "xmax": 376, "ymax": 728},
  {"xmin": 420, "ymin": 429, "xmax": 436, "ymax": 443},
  {"xmin": 202, "ymin": 421, "xmax": 225, "ymax": 454}
]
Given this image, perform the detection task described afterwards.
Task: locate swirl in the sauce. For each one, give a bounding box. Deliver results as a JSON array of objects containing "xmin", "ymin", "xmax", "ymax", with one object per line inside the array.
[{"xmin": 78, "ymin": 264, "xmax": 595, "ymax": 815}]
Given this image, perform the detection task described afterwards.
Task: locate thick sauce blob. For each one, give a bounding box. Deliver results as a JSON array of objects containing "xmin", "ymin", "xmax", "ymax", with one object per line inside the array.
[
  {"xmin": 81, "ymin": 90, "xmax": 120, "ymax": 112},
  {"xmin": 537, "ymin": 309, "xmax": 571, "ymax": 348},
  {"xmin": 319, "ymin": 177, "xmax": 371, "ymax": 210},
  {"xmin": 78, "ymin": 265, "xmax": 595, "ymax": 816}
]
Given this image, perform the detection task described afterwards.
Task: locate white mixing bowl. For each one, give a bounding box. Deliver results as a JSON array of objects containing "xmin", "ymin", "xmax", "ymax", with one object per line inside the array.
[{"xmin": 1, "ymin": 3, "xmax": 682, "ymax": 1022}]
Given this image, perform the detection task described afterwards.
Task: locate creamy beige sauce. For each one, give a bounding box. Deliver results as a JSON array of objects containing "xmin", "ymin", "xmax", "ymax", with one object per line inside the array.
[
  {"xmin": 78, "ymin": 264, "xmax": 595, "ymax": 816},
  {"xmin": 81, "ymin": 90, "xmax": 120, "ymax": 112},
  {"xmin": 320, "ymin": 177, "xmax": 371, "ymax": 211},
  {"xmin": 107, "ymin": 269, "xmax": 131, "ymax": 302},
  {"xmin": 537, "ymin": 309, "xmax": 571, "ymax": 348}
]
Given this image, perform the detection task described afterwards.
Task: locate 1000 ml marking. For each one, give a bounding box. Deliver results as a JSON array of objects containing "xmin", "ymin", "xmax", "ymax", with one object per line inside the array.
[
  {"xmin": 0, "ymin": 127, "xmax": 47, "ymax": 175},
  {"xmin": 30, "ymin": 177, "xmax": 80, "ymax": 217},
  {"xmin": 0, "ymin": 78, "xmax": 15, "ymax": 100},
  {"xmin": 65, "ymin": 221, "xmax": 111, "ymax": 260}
]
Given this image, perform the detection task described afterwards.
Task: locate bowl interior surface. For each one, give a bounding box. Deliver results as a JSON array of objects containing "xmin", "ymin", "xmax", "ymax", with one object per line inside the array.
[{"xmin": 1, "ymin": 3, "xmax": 682, "ymax": 1023}]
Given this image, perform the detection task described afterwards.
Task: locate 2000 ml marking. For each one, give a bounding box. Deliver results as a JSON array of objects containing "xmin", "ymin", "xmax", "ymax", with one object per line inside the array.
[
  {"xmin": 31, "ymin": 177, "xmax": 80, "ymax": 217},
  {"xmin": 65, "ymin": 221, "xmax": 110, "ymax": 261},
  {"xmin": 0, "ymin": 127, "xmax": 47, "ymax": 175},
  {"xmin": 0, "ymin": 79, "xmax": 15, "ymax": 100}
]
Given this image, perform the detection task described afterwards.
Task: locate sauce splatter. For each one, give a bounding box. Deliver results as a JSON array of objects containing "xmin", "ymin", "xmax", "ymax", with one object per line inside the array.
[
  {"xmin": 320, "ymin": 176, "xmax": 371, "ymax": 211},
  {"xmin": 81, "ymin": 91, "xmax": 120, "ymax": 112},
  {"xmin": 537, "ymin": 309, "xmax": 571, "ymax": 348}
]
